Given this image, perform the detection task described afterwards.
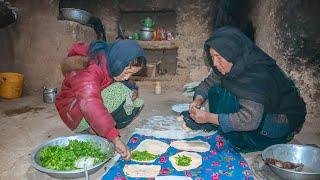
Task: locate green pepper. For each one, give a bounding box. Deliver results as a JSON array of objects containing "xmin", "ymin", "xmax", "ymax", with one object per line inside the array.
[
  {"xmin": 39, "ymin": 140, "xmax": 106, "ymax": 171},
  {"xmin": 131, "ymin": 150, "xmax": 159, "ymax": 161},
  {"xmin": 175, "ymin": 155, "xmax": 192, "ymax": 166}
]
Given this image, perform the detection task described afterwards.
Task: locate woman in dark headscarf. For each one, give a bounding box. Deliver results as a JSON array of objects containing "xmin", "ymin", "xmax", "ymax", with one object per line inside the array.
[
  {"xmin": 186, "ymin": 26, "xmax": 306, "ymax": 152},
  {"xmin": 56, "ymin": 40, "xmax": 146, "ymax": 160}
]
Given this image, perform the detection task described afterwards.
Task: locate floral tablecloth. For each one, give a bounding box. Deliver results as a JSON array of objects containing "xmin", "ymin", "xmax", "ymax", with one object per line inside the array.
[{"xmin": 102, "ymin": 133, "xmax": 254, "ymax": 180}]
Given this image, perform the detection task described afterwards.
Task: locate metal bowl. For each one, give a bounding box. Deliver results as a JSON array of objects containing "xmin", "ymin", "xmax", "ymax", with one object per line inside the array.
[
  {"xmin": 60, "ymin": 8, "xmax": 92, "ymax": 25},
  {"xmin": 30, "ymin": 135, "xmax": 115, "ymax": 179},
  {"xmin": 262, "ymin": 144, "xmax": 320, "ymax": 180},
  {"xmin": 140, "ymin": 28, "xmax": 154, "ymax": 41}
]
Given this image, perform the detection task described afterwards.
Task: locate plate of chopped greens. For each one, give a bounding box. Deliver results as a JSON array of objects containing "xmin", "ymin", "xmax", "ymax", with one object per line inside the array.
[{"xmin": 30, "ymin": 135, "xmax": 115, "ymax": 179}]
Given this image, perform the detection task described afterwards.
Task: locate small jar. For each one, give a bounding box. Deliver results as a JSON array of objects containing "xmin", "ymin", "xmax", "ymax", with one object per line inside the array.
[{"xmin": 155, "ymin": 81, "xmax": 161, "ymax": 95}]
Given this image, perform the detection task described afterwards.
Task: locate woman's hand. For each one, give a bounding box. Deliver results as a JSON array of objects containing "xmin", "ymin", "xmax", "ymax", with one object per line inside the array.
[
  {"xmin": 131, "ymin": 90, "xmax": 138, "ymax": 101},
  {"xmin": 190, "ymin": 106, "xmax": 210, "ymax": 123},
  {"xmin": 190, "ymin": 106, "xmax": 219, "ymax": 125},
  {"xmin": 189, "ymin": 96, "xmax": 205, "ymax": 112},
  {"xmin": 111, "ymin": 136, "xmax": 131, "ymax": 160}
]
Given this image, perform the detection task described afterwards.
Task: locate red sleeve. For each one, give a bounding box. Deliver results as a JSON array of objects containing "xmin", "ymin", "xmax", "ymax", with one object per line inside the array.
[
  {"xmin": 67, "ymin": 42, "xmax": 89, "ymax": 57},
  {"xmin": 70, "ymin": 64, "xmax": 119, "ymax": 140}
]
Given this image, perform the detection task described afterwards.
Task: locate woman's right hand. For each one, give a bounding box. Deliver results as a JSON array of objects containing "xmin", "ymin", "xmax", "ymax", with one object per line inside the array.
[
  {"xmin": 189, "ymin": 96, "xmax": 205, "ymax": 112},
  {"xmin": 131, "ymin": 89, "xmax": 138, "ymax": 101},
  {"xmin": 111, "ymin": 136, "xmax": 131, "ymax": 160}
]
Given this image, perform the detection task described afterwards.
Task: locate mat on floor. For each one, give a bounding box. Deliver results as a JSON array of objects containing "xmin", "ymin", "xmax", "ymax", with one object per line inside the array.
[{"xmin": 102, "ymin": 133, "xmax": 254, "ymax": 180}]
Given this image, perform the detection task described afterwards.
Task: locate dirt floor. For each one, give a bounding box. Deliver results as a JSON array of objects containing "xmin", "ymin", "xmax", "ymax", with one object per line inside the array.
[{"xmin": 0, "ymin": 84, "xmax": 319, "ymax": 180}]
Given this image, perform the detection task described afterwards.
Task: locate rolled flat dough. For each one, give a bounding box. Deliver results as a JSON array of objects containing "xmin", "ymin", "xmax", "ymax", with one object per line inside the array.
[
  {"xmin": 131, "ymin": 139, "xmax": 169, "ymax": 163},
  {"xmin": 169, "ymin": 151, "xmax": 202, "ymax": 171},
  {"xmin": 181, "ymin": 122, "xmax": 192, "ymax": 131},
  {"xmin": 123, "ymin": 164, "xmax": 161, "ymax": 178},
  {"xmin": 176, "ymin": 115, "xmax": 184, "ymax": 122},
  {"xmin": 170, "ymin": 140, "xmax": 211, "ymax": 152}
]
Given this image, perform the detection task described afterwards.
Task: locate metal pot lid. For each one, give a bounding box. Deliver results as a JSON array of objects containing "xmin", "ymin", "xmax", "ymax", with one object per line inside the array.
[
  {"xmin": 44, "ymin": 87, "xmax": 58, "ymax": 93},
  {"xmin": 140, "ymin": 27, "xmax": 154, "ymax": 31}
]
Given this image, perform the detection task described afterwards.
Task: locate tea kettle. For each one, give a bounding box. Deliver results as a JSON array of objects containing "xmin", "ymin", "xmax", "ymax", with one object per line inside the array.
[
  {"xmin": 43, "ymin": 87, "xmax": 58, "ymax": 104},
  {"xmin": 142, "ymin": 17, "xmax": 155, "ymax": 28}
]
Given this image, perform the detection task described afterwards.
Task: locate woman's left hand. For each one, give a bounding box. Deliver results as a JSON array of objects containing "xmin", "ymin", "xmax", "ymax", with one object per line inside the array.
[{"xmin": 189, "ymin": 106, "xmax": 210, "ymax": 124}]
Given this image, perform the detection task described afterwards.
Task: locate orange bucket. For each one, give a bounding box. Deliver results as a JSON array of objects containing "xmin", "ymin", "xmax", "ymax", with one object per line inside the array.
[{"xmin": 0, "ymin": 72, "xmax": 24, "ymax": 99}]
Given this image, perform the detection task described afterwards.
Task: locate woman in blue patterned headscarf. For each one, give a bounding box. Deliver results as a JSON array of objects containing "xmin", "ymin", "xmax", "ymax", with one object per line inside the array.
[{"xmin": 56, "ymin": 39, "xmax": 146, "ymax": 160}]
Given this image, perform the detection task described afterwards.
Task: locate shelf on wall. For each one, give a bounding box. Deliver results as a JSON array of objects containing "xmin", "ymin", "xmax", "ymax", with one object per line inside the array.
[{"xmin": 136, "ymin": 40, "xmax": 178, "ymax": 50}]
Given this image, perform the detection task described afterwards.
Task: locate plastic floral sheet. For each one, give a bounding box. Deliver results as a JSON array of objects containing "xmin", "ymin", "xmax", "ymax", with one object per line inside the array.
[{"xmin": 102, "ymin": 133, "xmax": 254, "ymax": 180}]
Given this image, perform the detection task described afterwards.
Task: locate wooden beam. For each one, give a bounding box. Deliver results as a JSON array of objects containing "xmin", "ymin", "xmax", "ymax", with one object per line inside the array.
[{"xmin": 136, "ymin": 40, "xmax": 178, "ymax": 50}]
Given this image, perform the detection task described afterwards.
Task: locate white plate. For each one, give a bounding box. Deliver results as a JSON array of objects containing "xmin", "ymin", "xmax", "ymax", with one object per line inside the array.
[
  {"xmin": 183, "ymin": 81, "xmax": 201, "ymax": 90},
  {"xmin": 171, "ymin": 103, "xmax": 190, "ymax": 113}
]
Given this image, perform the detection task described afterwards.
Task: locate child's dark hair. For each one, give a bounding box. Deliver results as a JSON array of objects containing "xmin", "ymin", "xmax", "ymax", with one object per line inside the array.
[
  {"xmin": 128, "ymin": 56, "xmax": 146, "ymax": 67},
  {"xmin": 128, "ymin": 56, "xmax": 147, "ymax": 76}
]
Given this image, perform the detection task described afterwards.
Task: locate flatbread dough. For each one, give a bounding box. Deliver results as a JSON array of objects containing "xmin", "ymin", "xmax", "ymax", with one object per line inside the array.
[
  {"xmin": 177, "ymin": 115, "xmax": 184, "ymax": 122},
  {"xmin": 123, "ymin": 164, "xmax": 161, "ymax": 178},
  {"xmin": 131, "ymin": 139, "xmax": 169, "ymax": 163},
  {"xmin": 169, "ymin": 151, "xmax": 202, "ymax": 171},
  {"xmin": 181, "ymin": 122, "xmax": 192, "ymax": 131},
  {"xmin": 170, "ymin": 140, "xmax": 211, "ymax": 152},
  {"xmin": 133, "ymin": 139, "xmax": 169, "ymax": 155}
]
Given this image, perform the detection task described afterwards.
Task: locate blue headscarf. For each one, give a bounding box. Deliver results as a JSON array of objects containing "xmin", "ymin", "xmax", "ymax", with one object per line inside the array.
[{"xmin": 89, "ymin": 40, "xmax": 145, "ymax": 77}]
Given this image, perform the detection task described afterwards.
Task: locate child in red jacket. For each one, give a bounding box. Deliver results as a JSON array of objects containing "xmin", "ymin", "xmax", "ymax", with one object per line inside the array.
[{"xmin": 55, "ymin": 40, "xmax": 146, "ymax": 160}]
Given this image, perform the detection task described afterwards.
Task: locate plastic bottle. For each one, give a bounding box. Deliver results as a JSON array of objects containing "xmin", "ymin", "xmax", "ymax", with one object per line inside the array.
[{"xmin": 155, "ymin": 81, "xmax": 161, "ymax": 95}]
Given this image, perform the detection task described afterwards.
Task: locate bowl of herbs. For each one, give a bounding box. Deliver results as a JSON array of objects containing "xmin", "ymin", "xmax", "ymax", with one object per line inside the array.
[{"xmin": 30, "ymin": 135, "xmax": 114, "ymax": 179}]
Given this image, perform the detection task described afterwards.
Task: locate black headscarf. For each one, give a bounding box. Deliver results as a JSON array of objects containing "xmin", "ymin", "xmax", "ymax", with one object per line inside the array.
[{"xmin": 204, "ymin": 26, "xmax": 306, "ymax": 131}]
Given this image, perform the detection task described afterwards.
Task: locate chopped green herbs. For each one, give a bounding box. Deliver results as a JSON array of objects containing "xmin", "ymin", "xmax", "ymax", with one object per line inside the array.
[
  {"xmin": 175, "ymin": 155, "xmax": 192, "ymax": 166},
  {"xmin": 131, "ymin": 150, "xmax": 159, "ymax": 161},
  {"xmin": 39, "ymin": 140, "xmax": 106, "ymax": 170}
]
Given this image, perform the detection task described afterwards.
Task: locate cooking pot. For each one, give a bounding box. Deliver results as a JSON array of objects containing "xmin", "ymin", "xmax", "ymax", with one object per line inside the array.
[
  {"xmin": 140, "ymin": 27, "xmax": 154, "ymax": 41},
  {"xmin": 60, "ymin": 8, "xmax": 106, "ymax": 41},
  {"xmin": 60, "ymin": 8, "xmax": 92, "ymax": 25}
]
